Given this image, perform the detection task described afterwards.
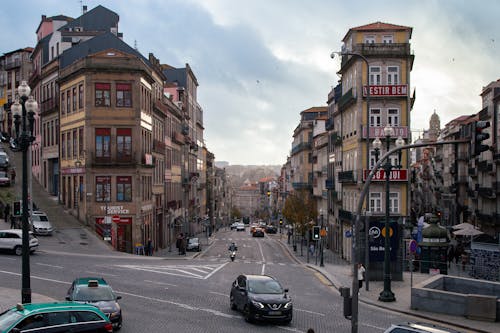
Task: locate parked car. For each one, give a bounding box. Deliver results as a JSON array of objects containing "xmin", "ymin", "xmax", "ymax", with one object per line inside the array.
[
  {"xmin": 0, "ymin": 171, "xmax": 11, "ymax": 186},
  {"xmin": 383, "ymin": 322, "xmax": 461, "ymax": 333},
  {"xmin": 66, "ymin": 277, "xmax": 122, "ymax": 330},
  {"xmin": 186, "ymin": 237, "xmax": 201, "ymax": 252},
  {"xmin": 0, "ymin": 229, "xmax": 38, "ymax": 255},
  {"xmin": 230, "ymin": 274, "xmax": 292, "ymax": 324},
  {"xmin": 0, "ymin": 154, "xmax": 9, "ymax": 170},
  {"xmin": 265, "ymin": 225, "xmax": 277, "ymax": 234},
  {"xmin": 0, "ymin": 302, "xmax": 113, "ymax": 333},
  {"xmin": 29, "ymin": 211, "xmax": 54, "ymax": 236},
  {"xmin": 9, "ymin": 138, "xmax": 20, "ymax": 152},
  {"xmin": 230, "ymin": 222, "xmax": 239, "ymax": 230},
  {"xmin": 0, "ymin": 131, "xmax": 10, "ymax": 143}
]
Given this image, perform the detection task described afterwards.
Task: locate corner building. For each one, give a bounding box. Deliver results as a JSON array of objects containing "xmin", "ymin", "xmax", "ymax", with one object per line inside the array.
[{"xmin": 331, "ymin": 22, "xmax": 414, "ymax": 279}]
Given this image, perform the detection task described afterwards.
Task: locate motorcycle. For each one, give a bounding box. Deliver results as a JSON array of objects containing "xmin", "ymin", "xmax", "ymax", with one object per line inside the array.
[{"xmin": 230, "ymin": 250, "xmax": 236, "ymax": 262}]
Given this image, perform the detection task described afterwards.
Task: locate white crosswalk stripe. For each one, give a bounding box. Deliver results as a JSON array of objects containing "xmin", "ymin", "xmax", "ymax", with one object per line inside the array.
[{"xmin": 116, "ymin": 263, "xmax": 227, "ymax": 279}]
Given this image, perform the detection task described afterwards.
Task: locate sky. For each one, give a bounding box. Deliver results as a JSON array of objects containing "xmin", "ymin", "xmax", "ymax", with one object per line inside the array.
[{"xmin": 1, "ymin": 0, "xmax": 498, "ymax": 166}]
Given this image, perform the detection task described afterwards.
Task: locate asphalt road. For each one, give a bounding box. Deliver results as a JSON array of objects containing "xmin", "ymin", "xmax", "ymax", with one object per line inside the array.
[{"xmin": 0, "ymin": 226, "xmax": 426, "ymax": 332}]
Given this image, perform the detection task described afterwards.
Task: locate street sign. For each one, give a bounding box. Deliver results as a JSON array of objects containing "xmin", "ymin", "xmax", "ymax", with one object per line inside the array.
[
  {"xmin": 409, "ymin": 239, "xmax": 418, "ymax": 253},
  {"xmin": 104, "ymin": 216, "xmax": 112, "ymax": 224},
  {"xmin": 112, "ymin": 215, "xmax": 120, "ymax": 223}
]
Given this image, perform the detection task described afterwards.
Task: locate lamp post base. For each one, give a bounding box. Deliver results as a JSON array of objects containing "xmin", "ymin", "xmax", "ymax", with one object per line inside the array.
[
  {"xmin": 22, "ymin": 287, "xmax": 31, "ymax": 304},
  {"xmin": 378, "ymin": 289, "xmax": 396, "ymax": 302}
]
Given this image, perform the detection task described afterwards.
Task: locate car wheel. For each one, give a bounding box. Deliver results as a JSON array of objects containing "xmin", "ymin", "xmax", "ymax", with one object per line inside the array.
[
  {"xmin": 230, "ymin": 295, "xmax": 237, "ymax": 311},
  {"xmin": 14, "ymin": 246, "xmax": 22, "ymax": 256},
  {"xmin": 243, "ymin": 305, "xmax": 253, "ymax": 323}
]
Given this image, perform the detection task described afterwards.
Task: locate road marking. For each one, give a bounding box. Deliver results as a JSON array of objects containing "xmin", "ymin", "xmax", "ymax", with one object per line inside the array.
[
  {"xmin": 261, "ymin": 263, "xmax": 266, "ymax": 275},
  {"xmin": 0, "ymin": 270, "xmax": 70, "ymax": 285},
  {"xmin": 85, "ymin": 271, "xmax": 117, "ymax": 277},
  {"xmin": 361, "ymin": 322, "xmax": 386, "ymax": 330},
  {"xmin": 295, "ymin": 308, "xmax": 326, "ymax": 316},
  {"xmin": 117, "ymin": 263, "xmax": 228, "ymax": 280},
  {"xmin": 209, "ymin": 291, "xmax": 227, "ymax": 297},
  {"xmin": 36, "ymin": 263, "xmax": 63, "ymax": 269},
  {"xmin": 144, "ymin": 280, "xmax": 178, "ymax": 287}
]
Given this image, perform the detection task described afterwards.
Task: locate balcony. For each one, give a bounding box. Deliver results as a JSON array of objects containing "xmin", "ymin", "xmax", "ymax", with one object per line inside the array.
[
  {"xmin": 4, "ymin": 59, "xmax": 21, "ymax": 70},
  {"xmin": 153, "ymin": 139, "xmax": 166, "ymax": 153},
  {"xmin": 325, "ymin": 178, "xmax": 335, "ymax": 189},
  {"xmin": 172, "ymin": 131, "xmax": 185, "ymax": 144},
  {"xmin": 339, "ymin": 209, "xmax": 353, "ymax": 221},
  {"xmin": 338, "ymin": 88, "xmax": 356, "ymax": 110},
  {"xmin": 332, "ymin": 191, "xmax": 341, "ymax": 202},
  {"xmin": 292, "ymin": 182, "xmax": 312, "ymax": 190},
  {"xmin": 331, "ymin": 132, "xmax": 342, "ymax": 145},
  {"xmin": 91, "ymin": 152, "xmax": 136, "ymax": 167},
  {"xmin": 40, "ymin": 98, "xmax": 59, "ymax": 114},
  {"xmin": 477, "ymin": 160, "xmax": 493, "ymax": 172},
  {"xmin": 338, "ymin": 170, "xmax": 356, "ymax": 183},
  {"xmin": 325, "ymin": 118, "xmax": 334, "ymax": 131},
  {"xmin": 291, "ymin": 141, "xmax": 311, "ymax": 155},
  {"xmin": 478, "ymin": 187, "xmax": 496, "ymax": 199},
  {"xmin": 468, "ymin": 167, "xmax": 477, "ymax": 177}
]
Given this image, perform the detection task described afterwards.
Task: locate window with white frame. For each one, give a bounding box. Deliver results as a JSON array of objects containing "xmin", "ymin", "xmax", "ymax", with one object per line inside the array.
[
  {"xmin": 387, "ymin": 66, "xmax": 399, "ymax": 85},
  {"xmin": 370, "ymin": 108, "xmax": 382, "ymax": 127},
  {"xmin": 382, "ymin": 35, "xmax": 393, "ymax": 43},
  {"xmin": 369, "ymin": 149, "xmax": 378, "ymax": 169},
  {"xmin": 387, "ymin": 108, "xmax": 399, "ymax": 126},
  {"xmin": 370, "ymin": 192, "xmax": 382, "ymax": 213},
  {"xmin": 369, "ymin": 66, "xmax": 381, "ymax": 85},
  {"xmin": 389, "ymin": 192, "xmax": 399, "ymax": 213},
  {"xmin": 389, "ymin": 154, "xmax": 400, "ymax": 167},
  {"xmin": 365, "ymin": 35, "xmax": 375, "ymax": 44}
]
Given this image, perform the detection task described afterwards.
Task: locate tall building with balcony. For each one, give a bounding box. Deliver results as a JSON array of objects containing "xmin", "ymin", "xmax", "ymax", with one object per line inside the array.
[{"xmin": 330, "ymin": 22, "xmax": 414, "ymax": 278}]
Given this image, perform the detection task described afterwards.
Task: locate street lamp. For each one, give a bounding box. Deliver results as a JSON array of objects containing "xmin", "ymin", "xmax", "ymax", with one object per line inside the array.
[
  {"xmin": 11, "ymin": 80, "xmax": 37, "ymax": 304},
  {"xmin": 320, "ymin": 209, "xmax": 324, "ymax": 267},
  {"xmin": 372, "ymin": 125, "xmax": 404, "ymax": 302}
]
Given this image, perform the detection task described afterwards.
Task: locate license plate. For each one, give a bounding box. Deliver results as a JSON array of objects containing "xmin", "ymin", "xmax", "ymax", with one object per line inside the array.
[{"xmin": 268, "ymin": 311, "xmax": 282, "ymax": 315}]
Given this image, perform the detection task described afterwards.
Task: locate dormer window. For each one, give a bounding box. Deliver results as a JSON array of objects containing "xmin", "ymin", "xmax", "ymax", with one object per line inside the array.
[{"xmin": 364, "ymin": 35, "xmax": 375, "ymax": 44}]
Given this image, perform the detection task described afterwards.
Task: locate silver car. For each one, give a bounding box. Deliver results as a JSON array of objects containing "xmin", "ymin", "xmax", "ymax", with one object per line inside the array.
[{"xmin": 30, "ymin": 211, "xmax": 54, "ymax": 236}]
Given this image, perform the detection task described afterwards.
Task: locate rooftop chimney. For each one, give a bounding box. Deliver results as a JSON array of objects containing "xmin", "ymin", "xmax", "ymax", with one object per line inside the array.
[{"xmin": 83, "ymin": 5, "xmax": 87, "ymax": 14}]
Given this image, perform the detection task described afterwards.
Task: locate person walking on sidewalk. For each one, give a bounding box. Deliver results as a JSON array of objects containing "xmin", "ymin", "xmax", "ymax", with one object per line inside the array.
[
  {"xmin": 358, "ymin": 263, "xmax": 366, "ymax": 289},
  {"xmin": 9, "ymin": 168, "xmax": 16, "ymax": 184},
  {"xmin": 3, "ymin": 203, "xmax": 10, "ymax": 223},
  {"xmin": 10, "ymin": 215, "xmax": 16, "ymax": 229}
]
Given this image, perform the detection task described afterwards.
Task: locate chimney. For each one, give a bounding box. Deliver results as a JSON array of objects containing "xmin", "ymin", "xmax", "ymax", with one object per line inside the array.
[
  {"xmin": 83, "ymin": 5, "xmax": 87, "ymax": 14},
  {"xmin": 42, "ymin": 15, "xmax": 46, "ymax": 21}
]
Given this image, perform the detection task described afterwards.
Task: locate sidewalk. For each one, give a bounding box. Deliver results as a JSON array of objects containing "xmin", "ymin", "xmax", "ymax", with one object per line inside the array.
[{"xmin": 274, "ymin": 235, "xmax": 498, "ymax": 333}]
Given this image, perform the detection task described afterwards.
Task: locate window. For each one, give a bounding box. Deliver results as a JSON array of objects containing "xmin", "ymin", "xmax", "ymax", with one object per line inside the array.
[
  {"xmin": 72, "ymin": 129, "xmax": 77, "ymax": 158},
  {"xmin": 116, "ymin": 176, "xmax": 132, "ymax": 202},
  {"xmin": 66, "ymin": 90, "xmax": 71, "ymax": 114},
  {"xmin": 387, "ymin": 66, "xmax": 399, "ymax": 85},
  {"xmin": 78, "ymin": 84, "xmax": 83, "ymax": 109},
  {"xmin": 72, "ymin": 87, "xmax": 77, "ymax": 111},
  {"xmin": 387, "ymin": 108, "xmax": 399, "ymax": 127},
  {"xmin": 370, "ymin": 108, "xmax": 381, "ymax": 127},
  {"xmin": 369, "ymin": 66, "xmax": 381, "ymax": 85},
  {"xmin": 389, "ymin": 192, "xmax": 399, "ymax": 213},
  {"xmin": 95, "ymin": 83, "xmax": 111, "ymax": 107},
  {"xmin": 382, "ymin": 35, "xmax": 393, "ymax": 44},
  {"xmin": 61, "ymin": 92, "xmax": 65, "ymax": 114},
  {"xmin": 116, "ymin": 83, "xmax": 132, "ymax": 107},
  {"xmin": 364, "ymin": 35, "xmax": 375, "ymax": 44},
  {"xmin": 369, "ymin": 149, "xmax": 378, "ymax": 169},
  {"xmin": 117, "ymin": 128, "xmax": 132, "ymax": 160},
  {"xmin": 389, "ymin": 154, "xmax": 400, "ymax": 167},
  {"xmin": 96, "ymin": 176, "xmax": 111, "ymax": 202},
  {"xmin": 61, "ymin": 133, "xmax": 66, "ymax": 159},
  {"xmin": 79, "ymin": 127, "xmax": 84, "ymax": 157},
  {"xmin": 95, "ymin": 128, "xmax": 111, "ymax": 158},
  {"xmin": 369, "ymin": 192, "xmax": 382, "ymax": 213}
]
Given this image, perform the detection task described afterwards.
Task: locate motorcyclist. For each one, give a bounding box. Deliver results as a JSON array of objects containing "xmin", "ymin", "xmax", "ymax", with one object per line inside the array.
[{"xmin": 228, "ymin": 242, "xmax": 237, "ymax": 252}]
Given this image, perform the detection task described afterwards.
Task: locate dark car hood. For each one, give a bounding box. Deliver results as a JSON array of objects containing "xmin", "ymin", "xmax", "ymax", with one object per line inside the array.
[
  {"xmin": 249, "ymin": 293, "xmax": 290, "ymax": 304},
  {"xmin": 78, "ymin": 300, "xmax": 120, "ymax": 313}
]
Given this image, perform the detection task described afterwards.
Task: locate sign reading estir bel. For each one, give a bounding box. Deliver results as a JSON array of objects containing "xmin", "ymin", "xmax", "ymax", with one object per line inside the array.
[
  {"xmin": 363, "ymin": 169, "xmax": 408, "ymax": 181},
  {"xmin": 363, "ymin": 84, "xmax": 408, "ymax": 97}
]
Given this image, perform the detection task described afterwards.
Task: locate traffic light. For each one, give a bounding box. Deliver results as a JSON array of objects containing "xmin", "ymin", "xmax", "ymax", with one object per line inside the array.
[
  {"xmin": 312, "ymin": 226, "xmax": 320, "ymax": 240},
  {"xmin": 473, "ymin": 121, "xmax": 490, "ymax": 156},
  {"xmin": 13, "ymin": 201, "xmax": 21, "ymax": 216},
  {"xmin": 267, "ymin": 191, "xmax": 271, "ymax": 198},
  {"xmin": 279, "ymin": 219, "xmax": 283, "ymax": 225}
]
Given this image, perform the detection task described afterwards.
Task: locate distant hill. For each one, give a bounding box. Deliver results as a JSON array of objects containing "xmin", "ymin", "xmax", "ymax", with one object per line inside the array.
[{"xmin": 216, "ymin": 163, "xmax": 281, "ymax": 187}]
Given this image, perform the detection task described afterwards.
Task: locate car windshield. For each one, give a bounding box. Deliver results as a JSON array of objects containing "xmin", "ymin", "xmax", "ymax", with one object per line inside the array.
[
  {"xmin": 248, "ymin": 279, "xmax": 283, "ymax": 294},
  {"xmin": 74, "ymin": 286, "xmax": 115, "ymax": 301},
  {"xmin": 0, "ymin": 309, "xmax": 23, "ymax": 330},
  {"xmin": 32, "ymin": 215, "xmax": 49, "ymax": 222},
  {"xmin": 189, "ymin": 238, "xmax": 198, "ymax": 244}
]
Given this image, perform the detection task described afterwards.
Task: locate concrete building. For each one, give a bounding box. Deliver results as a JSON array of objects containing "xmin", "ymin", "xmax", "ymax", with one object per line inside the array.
[{"xmin": 329, "ymin": 22, "xmax": 414, "ymax": 278}]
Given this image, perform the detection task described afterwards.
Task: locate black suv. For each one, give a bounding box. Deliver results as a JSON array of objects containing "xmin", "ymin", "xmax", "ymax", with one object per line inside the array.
[{"xmin": 230, "ymin": 274, "xmax": 292, "ymax": 324}]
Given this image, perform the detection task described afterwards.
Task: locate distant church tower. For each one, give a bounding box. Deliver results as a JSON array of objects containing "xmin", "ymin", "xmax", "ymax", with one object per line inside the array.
[{"xmin": 428, "ymin": 110, "xmax": 440, "ymax": 141}]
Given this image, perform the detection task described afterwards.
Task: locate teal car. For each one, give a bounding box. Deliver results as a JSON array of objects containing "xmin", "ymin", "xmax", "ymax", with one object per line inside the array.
[
  {"xmin": 66, "ymin": 277, "xmax": 122, "ymax": 330},
  {"xmin": 0, "ymin": 302, "xmax": 113, "ymax": 333}
]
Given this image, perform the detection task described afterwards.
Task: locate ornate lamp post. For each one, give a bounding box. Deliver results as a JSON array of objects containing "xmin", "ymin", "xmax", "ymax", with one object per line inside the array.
[
  {"xmin": 11, "ymin": 81, "xmax": 37, "ymax": 304},
  {"xmin": 319, "ymin": 209, "xmax": 324, "ymax": 267},
  {"xmin": 372, "ymin": 125, "xmax": 404, "ymax": 302}
]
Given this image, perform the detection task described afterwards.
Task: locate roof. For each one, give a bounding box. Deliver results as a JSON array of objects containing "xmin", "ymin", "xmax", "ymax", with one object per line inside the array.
[
  {"xmin": 59, "ymin": 5, "xmax": 119, "ymax": 33},
  {"xmin": 301, "ymin": 106, "xmax": 327, "ymax": 114},
  {"xmin": 59, "ymin": 32, "xmax": 150, "ymax": 69},
  {"xmin": 343, "ymin": 21, "xmax": 413, "ymax": 41},
  {"xmin": 2, "ymin": 47, "xmax": 34, "ymax": 56},
  {"xmin": 244, "ymin": 274, "xmax": 275, "ymax": 281},
  {"xmin": 74, "ymin": 277, "xmax": 108, "ymax": 286},
  {"xmin": 163, "ymin": 67, "xmax": 187, "ymax": 87},
  {"xmin": 12, "ymin": 302, "xmax": 107, "ymax": 315}
]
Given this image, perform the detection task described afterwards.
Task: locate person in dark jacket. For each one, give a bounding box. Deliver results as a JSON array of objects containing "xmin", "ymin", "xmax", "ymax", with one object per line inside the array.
[
  {"xmin": 146, "ymin": 238, "xmax": 153, "ymax": 256},
  {"xmin": 4, "ymin": 203, "xmax": 10, "ymax": 222}
]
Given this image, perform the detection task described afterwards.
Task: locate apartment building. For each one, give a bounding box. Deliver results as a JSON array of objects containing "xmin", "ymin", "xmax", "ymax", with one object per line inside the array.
[{"xmin": 329, "ymin": 22, "xmax": 414, "ymax": 278}]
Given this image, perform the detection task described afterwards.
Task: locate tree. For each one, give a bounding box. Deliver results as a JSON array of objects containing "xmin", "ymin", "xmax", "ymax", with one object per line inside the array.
[
  {"xmin": 231, "ymin": 207, "xmax": 242, "ymax": 220},
  {"xmin": 282, "ymin": 190, "xmax": 317, "ymax": 237}
]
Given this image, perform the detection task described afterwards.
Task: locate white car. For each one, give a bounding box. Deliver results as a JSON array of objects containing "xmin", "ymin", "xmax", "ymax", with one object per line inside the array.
[
  {"xmin": 235, "ymin": 223, "xmax": 246, "ymax": 231},
  {"xmin": 30, "ymin": 211, "xmax": 54, "ymax": 236},
  {"xmin": 384, "ymin": 322, "xmax": 461, "ymax": 333},
  {"xmin": 0, "ymin": 229, "xmax": 39, "ymax": 255}
]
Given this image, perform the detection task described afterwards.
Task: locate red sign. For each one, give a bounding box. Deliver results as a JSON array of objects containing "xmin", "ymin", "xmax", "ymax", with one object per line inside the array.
[
  {"xmin": 363, "ymin": 84, "xmax": 408, "ymax": 97},
  {"xmin": 112, "ymin": 215, "xmax": 120, "ymax": 223},
  {"xmin": 363, "ymin": 169, "xmax": 408, "ymax": 181},
  {"xmin": 362, "ymin": 126, "xmax": 409, "ymax": 139}
]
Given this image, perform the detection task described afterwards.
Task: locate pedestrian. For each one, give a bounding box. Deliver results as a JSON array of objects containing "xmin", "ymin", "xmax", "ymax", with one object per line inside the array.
[
  {"xmin": 180, "ymin": 235, "xmax": 187, "ymax": 255},
  {"xmin": 176, "ymin": 233, "xmax": 183, "ymax": 255},
  {"xmin": 10, "ymin": 168, "xmax": 15, "ymax": 184},
  {"xmin": 4, "ymin": 203, "xmax": 10, "ymax": 222},
  {"xmin": 447, "ymin": 245, "xmax": 454, "ymax": 268},
  {"xmin": 146, "ymin": 238, "xmax": 153, "ymax": 256},
  {"xmin": 358, "ymin": 263, "xmax": 366, "ymax": 289},
  {"xmin": 309, "ymin": 243, "xmax": 315, "ymax": 256},
  {"xmin": 307, "ymin": 329, "xmax": 315, "ymax": 333},
  {"xmin": 10, "ymin": 215, "xmax": 16, "ymax": 229}
]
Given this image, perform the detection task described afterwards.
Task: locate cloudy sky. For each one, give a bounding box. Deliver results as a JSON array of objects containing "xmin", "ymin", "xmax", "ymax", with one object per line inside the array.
[{"xmin": 1, "ymin": 0, "xmax": 498, "ymax": 165}]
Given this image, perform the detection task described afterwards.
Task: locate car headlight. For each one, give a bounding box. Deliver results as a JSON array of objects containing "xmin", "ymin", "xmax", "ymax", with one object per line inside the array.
[
  {"xmin": 251, "ymin": 300, "xmax": 264, "ymax": 309},
  {"xmin": 109, "ymin": 311, "xmax": 120, "ymax": 318},
  {"xmin": 284, "ymin": 301, "xmax": 293, "ymax": 309}
]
